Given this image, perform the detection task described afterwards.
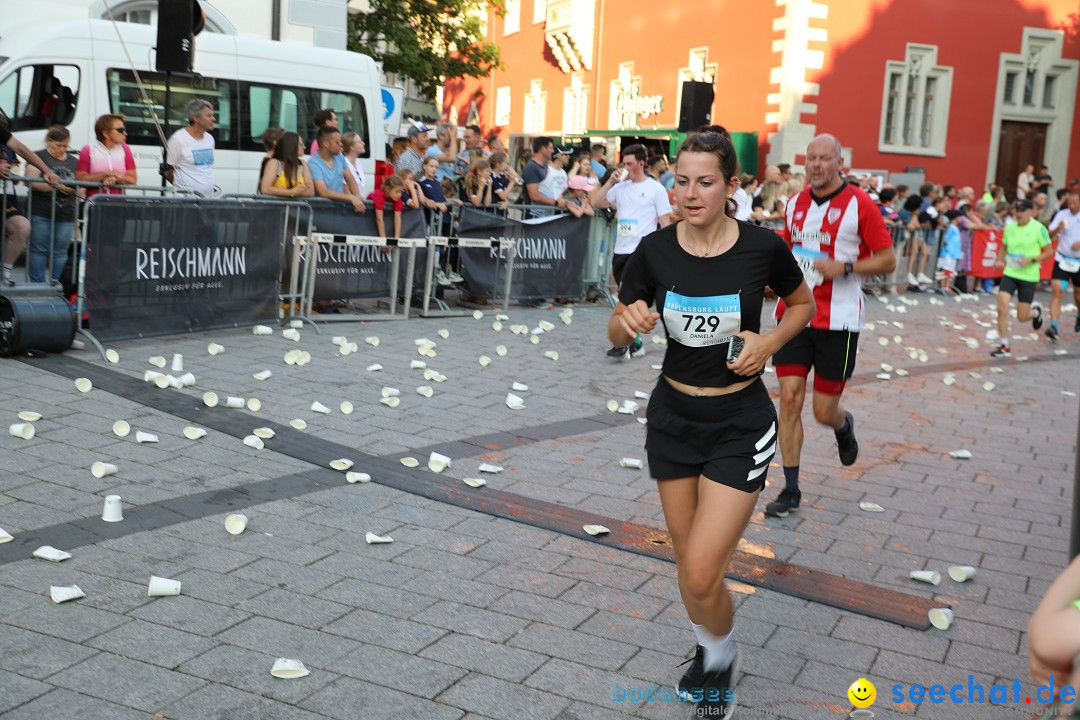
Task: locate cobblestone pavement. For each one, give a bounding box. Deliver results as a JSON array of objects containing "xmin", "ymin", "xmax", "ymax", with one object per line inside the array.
[{"xmin": 0, "ymin": 289, "xmax": 1074, "ymax": 720}]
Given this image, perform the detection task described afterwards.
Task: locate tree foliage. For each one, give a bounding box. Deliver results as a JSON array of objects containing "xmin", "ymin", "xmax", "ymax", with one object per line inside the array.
[{"xmin": 348, "ymin": 0, "xmax": 505, "ymax": 98}]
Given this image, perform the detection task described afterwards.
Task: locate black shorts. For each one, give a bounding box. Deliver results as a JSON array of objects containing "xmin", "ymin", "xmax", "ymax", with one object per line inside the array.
[
  {"xmin": 612, "ymin": 252, "xmax": 631, "ymax": 285},
  {"xmin": 1052, "ymin": 261, "xmax": 1080, "ymax": 286},
  {"xmin": 645, "ymin": 378, "xmax": 776, "ymax": 492},
  {"xmin": 999, "ymin": 275, "xmax": 1037, "ymax": 304},
  {"xmin": 773, "ymin": 327, "xmax": 859, "ymax": 394}
]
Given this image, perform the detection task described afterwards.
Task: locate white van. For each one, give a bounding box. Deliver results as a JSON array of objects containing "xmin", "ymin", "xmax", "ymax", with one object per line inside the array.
[{"xmin": 0, "ymin": 19, "xmax": 384, "ymax": 196}]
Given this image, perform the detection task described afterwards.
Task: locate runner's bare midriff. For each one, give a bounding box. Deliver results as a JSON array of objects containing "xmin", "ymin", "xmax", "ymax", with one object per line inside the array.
[{"xmin": 664, "ymin": 376, "xmax": 757, "ymax": 396}]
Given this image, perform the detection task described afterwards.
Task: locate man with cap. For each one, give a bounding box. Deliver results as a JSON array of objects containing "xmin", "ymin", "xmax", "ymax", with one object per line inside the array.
[
  {"xmin": 537, "ymin": 145, "xmax": 573, "ymax": 211},
  {"xmin": 990, "ymin": 198, "xmax": 1053, "ymax": 357},
  {"xmin": 395, "ymin": 123, "xmax": 429, "ymax": 177},
  {"xmin": 590, "ymin": 141, "xmax": 608, "ymax": 179}
]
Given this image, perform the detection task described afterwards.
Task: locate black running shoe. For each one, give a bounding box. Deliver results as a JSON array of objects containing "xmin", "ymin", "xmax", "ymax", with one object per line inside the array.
[
  {"xmin": 696, "ymin": 653, "xmax": 738, "ymax": 718},
  {"xmin": 676, "ymin": 645, "xmax": 705, "ymax": 698},
  {"xmin": 836, "ymin": 411, "xmax": 858, "ymax": 466},
  {"xmin": 990, "ymin": 345, "xmax": 1011, "ymax": 358},
  {"xmin": 1075, "ymin": 315, "xmax": 1080, "ymax": 333},
  {"xmin": 1032, "ymin": 302, "xmax": 1044, "ymax": 330},
  {"xmin": 1047, "ymin": 325, "xmax": 1060, "ymax": 342},
  {"xmin": 606, "ymin": 345, "xmax": 629, "ymax": 361},
  {"xmin": 764, "ymin": 488, "xmax": 801, "ymax": 518}
]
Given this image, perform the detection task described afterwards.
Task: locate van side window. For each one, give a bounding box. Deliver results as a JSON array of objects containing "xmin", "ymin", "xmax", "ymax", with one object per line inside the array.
[
  {"xmin": 240, "ymin": 81, "xmax": 369, "ymax": 157},
  {"xmin": 107, "ymin": 69, "xmax": 235, "ymax": 147},
  {"xmin": 0, "ymin": 64, "xmax": 80, "ymax": 131}
]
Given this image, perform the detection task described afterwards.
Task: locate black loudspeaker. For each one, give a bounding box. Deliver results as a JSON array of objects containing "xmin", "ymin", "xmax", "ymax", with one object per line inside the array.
[
  {"xmin": 678, "ymin": 81, "xmax": 715, "ymax": 133},
  {"xmin": 155, "ymin": 0, "xmax": 205, "ymax": 73},
  {"xmin": 0, "ymin": 292, "xmax": 76, "ymax": 356}
]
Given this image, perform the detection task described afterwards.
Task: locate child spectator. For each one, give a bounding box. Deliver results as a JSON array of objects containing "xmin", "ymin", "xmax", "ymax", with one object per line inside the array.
[
  {"xmin": 463, "ymin": 159, "xmax": 493, "ymax": 209},
  {"xmin": 564, "ymin": 175, "xmax": 595, "ymax": 219},
  {"xmin": 441, "ymin": 177, "xmax": 464, "ymax": 208},
  {"xmin": 395, "ymin": 168, "xmax": 422, "ymax": 210},
  {"xmin": 341, "ymin": 131, "xmax": 367, "ymax": 197},
  {"xmin": 368, "ymin": 174, "xmax": 405, "ymax": 242},
  {"xmin": 936, "ymin": 209, "xmax": 963, "ymax": 293}
]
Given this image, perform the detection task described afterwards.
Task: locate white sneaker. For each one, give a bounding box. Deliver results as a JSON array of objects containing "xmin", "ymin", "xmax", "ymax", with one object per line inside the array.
[
  {"xmin": 433, "ymin": 269, "xmax": 452, "ymax": 287},
  {"xmin": 917, "ymin": 273, "xmax": 933, "ymax": 285},
  {"xmin": 906, "ymin": 273, "xmax": 920, "ymax": 287}
]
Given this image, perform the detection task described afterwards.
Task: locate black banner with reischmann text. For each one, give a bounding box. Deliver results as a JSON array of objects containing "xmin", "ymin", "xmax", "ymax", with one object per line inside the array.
[
  {"xmin": 309, "ymin": 204, "xmax": 427, "ymax": 299},
  {"xmin": 456, "ymin": 207, "xmax": 588, "ymax": 299},
  {"xmin": 83, "ymin": 198, "xmax": 286, "ymax": 342}
]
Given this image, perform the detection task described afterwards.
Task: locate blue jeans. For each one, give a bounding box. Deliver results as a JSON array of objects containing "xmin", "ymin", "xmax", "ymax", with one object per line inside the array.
[{"xmin": 28, "ymin": 216, "xmax": 75, "ymax": 283}]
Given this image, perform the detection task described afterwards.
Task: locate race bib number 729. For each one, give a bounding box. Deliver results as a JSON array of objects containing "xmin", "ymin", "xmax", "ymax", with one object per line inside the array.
[{"xmin": 662, "ymin": 290, "xmax": 741, "ymax": 347}]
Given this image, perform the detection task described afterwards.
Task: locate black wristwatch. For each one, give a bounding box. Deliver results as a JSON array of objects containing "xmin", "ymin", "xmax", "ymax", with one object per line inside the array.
[{"xmin": 843, "ymin": 262, "xmax": 854, "ymax": 277}]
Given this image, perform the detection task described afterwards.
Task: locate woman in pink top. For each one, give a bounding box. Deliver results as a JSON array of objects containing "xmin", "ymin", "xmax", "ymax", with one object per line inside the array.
[{"xmin": 76, "ymin": 113, "xmax": 137, "ymax": 197}]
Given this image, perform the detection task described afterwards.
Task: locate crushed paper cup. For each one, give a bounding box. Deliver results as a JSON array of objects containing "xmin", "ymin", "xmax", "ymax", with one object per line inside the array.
[
  {"xmin": 135, "ymin": 431, "xmax": 159, "ymax": 444},
  {"xmin": 948, "ymin": 565, "xmax": 976, "ymax": 583},
  {"xmin": 620, "ymin": 400, "xmax": 641, "ymax": 414},
  {"xmin": 243, "ymin": 435, "xmax": 265, "ymax": 450},
  {"xmin": 531, "ymin": 327, "xmax": 545, "ymax": 336},
  {"xmin": 880, "ymin": 363, "xmax": 894, "ymax": 372},
  {"xmin": 340, "ymin": 401, "xmax": 354, "ymax": 415},
  {"xmin": 247, "ymin": 398, "xmax": 262, "ymax": 412},
  {"xmin": 203, "ymin": 392, "xmax": 220, "ymax": 408},
  {"xmin": 652, "ymin": 336, "xmax": 666, "ymax": 345},
  {"xmin": 583, "ymin": 524, "xmax": 610, "ymax": 536},
  {"xmin": 878, "ymin": 337, "xmax": 889, "ymax": 346},
  {"xmin": 560, "ymin": 314, "xmax": 572, "ymax": 325},
  {"xmin": 346, "ymin": 472, "xmax": 371, "ymax": 484},
  {"xmin": 495, "ymin": 345, "xmax": 508, "ymax": 357},
  {"xmin": 282, "ymin": 328, "xmax": 300, "ymax": 342},
  {"xmin": 416, "ymin": 385, "xmax": 434, "ymax": 398},
  {"xmin": 949, "ymin": 449, "xmax": 973, "ymax": 459},
  {"xmin": 147, "ymin": 575, "xmax": 182, "ymax": 597},
  {"xmin": 74, "ymin": 378, "xmax": 92, "ymax": 393},
  {"xmin": 512, "ymin": 382, "xmax": 529, "ymax": 392},
  {"xmin": 381, "ymin": 387, "xmax": 400, "ymax": 398},
  {"xmin": 105, "ymin": 348, "xmax": 120, "ymax": 364},
  {"xmin": 296, "ymin": 351, "xmax": 312, "ymax": 366},
  {"xmin": 943, "ymin": 375, "xmax": 956, "ymax": 386},
  {"xmin": 414, "ymin": 337, "xmax": 435, "ymax": 347},
  {"xmin": 183, "ymin": 426, "xmax": 207, "ymax": 440},
  {"xmin": 8, "ymin": 423, "xmax": 35, "ymax": 439},
  {"xmin": 983, "ymin": 382, "xmax": 995, "ymax": 392},
  {"xmin": 928, "ymin": 607, "xmax": 953, "ymax": 630},
  {"xmin": 634, "ymin": 390, "xmax": 650, "ymax": 400},
  {"xmin": 428, "ymin": 452, "xmax": 452, "ymax": 473},
  {"xmin": 505, "ymin": 393, "xmax": 525, "ymax": 410},
  {"xmin": 478, "ymin": 355, "xmax": 492, "ymax": 367},
  {"xmin": 530, "ymin": 335, "xmax": 540, "ymax": 345},
  {"xmin": 253, "ymin": 325, "xmax": 274, "ymax": 336},
  {"xmin": 859, "ymin": 501, "xmax": 885, "ymax": 512},
  {"xmin": 894, "ymin": 369, "xmax": 909, "ymax": 377},
  {"xmin": 538, "ymin": 320, "xmax": 555, "ymax": 332},
  {"xmin": 637, "ymin": 417, "xmax": 648, "ymax": 425},
  {"xmin": 207, "ymin": 343, "xmax": 225, "ymax": 356},
  {"xmin": 225, "ymin": 513, "xmax": 249, "ymax": 535},
  {"xmin": 909, "ymin": 570, "xmax": 941, "ymax": 586},
  {"xmin": 365, "ymin": 531, "xmax": 394, "ymax": 544},
  {"xmin": 331, "ymin": 335, "xmax": 348, "ymax": 346},
  {"xmin": 420, "ymin": 348, "xmax": 437, "ymax": 359},
  {"xmin": 226, "ymin": 396, "xmax": 245, "ymax": 409},
  {"xmin": 33, "ymin": 546, "xmax": 71, "ymax": 562},
  {"xmin": 606, "ymin": 400, "xmax": 619, "ymax": 412},
  {"xmin": 270, "ymin": 658, "xmax": 310, "ymax": 679},
  {"xmin": 289, "ymin": 418, "xmax": 308, "ymax": 429},
  {"xmin": 380, "ymin": 397, "xmax": 400, "ymax": 408},
  {"xmin": 0, "ymin": 528, "xmax": 13, "ymax": 543},
  {"xmin": 91, "ymin": 461, "xmax": 118, "ymax": 478},
  {"xmin": 17, "ymin": 411, "xmax": 42, "ymax": 422},
  {"xmin": 472, "ymin": 310, "xmax": 484, "ymax": 320},
  {"xmin": 338, "ymin": 344, "xmax": 353, "ymax": 356},
  {"xmin": 253, "ymin": 427, "xmax": 275, "ymax": 439},
  {"xmin": 253, "ymin": 369, "xmax": 272, "ymax": 381},
  {"xmin": 438, "ymin": 328, "xmax": 450, "ymax": 339},
  {"xmin": 411, "ymin": 360, "xmax": 427, "ymax": 369},
  {"xmin": 289, "ymin": 319, "xmax": 304, "ymax": 329},
  {"xmin": 311, "ymin": 401, "xmax": 331, "ymax": 414},
  {"xmin": 157, "ymin": 375, "xmax": 175, "ymax": 389},
  {"xmin": 432, "ymin": 373, "xmax": 447, "ymax": 383},
  {"xmin": 365, "ymin": 336, "xmax": 380, "ymax": 347},
  {"xmin": 875, "ymin": 373, "xmax": 891, "ymax": 380},
  {"xmin": 148, "ymin": 355, "xmax": 167, "ymax": 368},
  {"xmin": 176, "ymin": 372, "xmax": 197, "ymax": 387},
  {"xmin": 620, "ymin": 457, "xmax": 644, "ymax": 469},
  {"xmin": 463, "ymin": 477, "xmax": 486, "ymax": 488},
  {"xmin": 366, "ymin": 363, "xmax": 383, "ymax": 372},
  {"xmin": 329, "ymin": 458, "xmax": 354, "ymax": 471},
  {"xmin": 399, "ymin": 457, "xmax": 419, "ymax": 468},
  {"xmin": 478, "ymin": 463, "xmax": 504, "ymax": 473},
  {"xmin": 50, "ymin": 584, "xmax": 85, "ymax": 604},
  {"xmin": 284, "ymin": 350, "xmax": 301, "ymax": 365},
  {"xmin": 102, "ymin": 495, "xmax": 123, "ymax": 522},
  {"xmin": 544, "ymin": 351, "xmax": 559, "ymax": 361},
  {"xmin": 495, "ymin": 313, "xmax": 509, "ymax": 321},
  {"xmin": 171, "ymin": 354, "xmax": 184, "ymax": 372}
]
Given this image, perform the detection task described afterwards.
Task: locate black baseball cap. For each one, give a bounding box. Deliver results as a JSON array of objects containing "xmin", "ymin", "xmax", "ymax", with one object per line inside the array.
[
  {"xmin": 554, "ymin": 146, "xmax": 574, "ymax": 156},
  {"xmin": 1015, "ymin": 199, "xmax": 1034, "ymax": 211}
]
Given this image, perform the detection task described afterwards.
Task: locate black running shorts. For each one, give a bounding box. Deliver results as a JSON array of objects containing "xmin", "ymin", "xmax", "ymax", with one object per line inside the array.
[
  {"xmin": 999, "ymin": 275, "xmax": 1036, "ymax": 304},
  {"xmin": 773, "ymin": 327, "xmax": 860, "ymax": 394}
]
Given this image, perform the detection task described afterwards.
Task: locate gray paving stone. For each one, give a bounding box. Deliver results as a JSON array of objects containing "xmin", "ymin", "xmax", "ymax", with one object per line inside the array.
[
  {"xmin": 216, "ymin": 616, "xmax": 361, "ymax": 663},
  {"xmin": 0, "ymin": 626, "xmax": 98, "ymax": 677},
  {"xmin": 0, "ymin": 669, "xmax": 52, "ymax": 714},
  {"xmin": 330, "ymin": 644, "xmax": 467, "ymax": 698},
  {"xmin": 398, "ymin": 569, "xmax": 510, "ymax": 606},
  {"xmin": 86, "ymin": 619, "xmax": 218, "ymax": 669},
  {"xmin": 160, "ymin": 682, "xmax": 334, "ymax": 720},
  {"xmin": 0, "ymin": 688, "xmax": 151, "ymax": 720},
  {"xmin": 413, "ymin": 600, "xmax": 532, "ymax": 643},
  {"xmin": 6, "ymin": 600, "xmax": 128, "ymax": 643},
  {"xmin": 237, "ymin": 588, "xmax": 353, "ymax": 629},
  {"xmin": 301, "ymin": 676, "xmax": 465, "ymax": 720},
  {"xmin": 393, "ymin": 546, "xmax": 496, "ymax": 579},
  {"xmin": 509, "ymin": 622, "xmax": 638, "ymax": 671},
  {"xmin": 831, "ymin": 616, "xmax": 949, "ymax": 662},
  {"xmin": 763, "ymin": 626, "xmax": 879, "ymax": 673},
  {"xmin": 524, "ymin": 657, "xmax": 649, "ymax": 712},
  {"xmin": 577, "ymin": 611, "xmax": 696, "ymax": 657},
  {"xmin": 128, "ymin": 594, "xmax": 251, "ymax": 637},
  {"xmin": 172, "ymin": 567, "xmax": 273, "ymax": 604},
  {"xmin": 307, "ymin": 550, "xmax": 425, "ymax": 587},
  {"xmin": 559, "ymin": 582, "xmax": 670, "ymax": 620},
  {"xmin": 316, "ymin": 578, "xmax": 441, "ymax": 620},
  {"xmin": 177, "ymin": 644, "xmax": 339, "ymax": 704},
  {"xmin": 322, "ymin": 607, "xmax": 449, "ymax": 653},
  {"xmin": 437, "ymin": 672, "xmax": 573, "ymax": 720},
  {"xmin": 228, "ymin": 557, "xmax": 343, "ymax": 595},
  {"xmin": 419, "ymin": 632, "xmax": 548, "ymax": 683},
  {"xmin": 47, "ymin": 651, "xmax": 206, "ymax": 712},
  {"xmin": 486, "ymin": 589, "xmax": 597, "ymax": 630}
]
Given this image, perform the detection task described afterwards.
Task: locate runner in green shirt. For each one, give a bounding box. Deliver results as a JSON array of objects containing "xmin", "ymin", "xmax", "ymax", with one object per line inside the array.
[{"xmin": 991, "ymin": 199, "xmax": 1053, "ymax": 358}]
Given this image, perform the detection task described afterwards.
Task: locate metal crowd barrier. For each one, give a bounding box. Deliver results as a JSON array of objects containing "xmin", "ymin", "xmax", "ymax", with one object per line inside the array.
[
  {"xmin": 421, "ymin": 236, "xmax": 517, "ymax": 317},
  {"xmin": 863, "ymin": 223, "xmax": 944, "ymax": 294},
  {"xmin": 306, "ymin": 233, "xmax": 424, "ymax": 322}
]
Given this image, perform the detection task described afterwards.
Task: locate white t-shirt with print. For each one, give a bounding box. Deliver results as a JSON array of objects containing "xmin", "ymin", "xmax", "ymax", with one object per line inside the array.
[
  {"xmin": 606, "ymin": 177, "xmax": 672, "ymax": 255},
  {"xmin": 167, "ymin": 128, "xmax": 216, "ymax": 197},
  {"xmin": 1051, "ymin": 208, "xmax": 1080, "ymax": 261},
  {"xmin": 538, "ymin": 167, "xmax": 568, "ymax": 201}
]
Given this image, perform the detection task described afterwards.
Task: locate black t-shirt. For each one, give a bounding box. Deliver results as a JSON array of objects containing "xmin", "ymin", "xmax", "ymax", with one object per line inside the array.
[
  {"xmin": 0, "ymin": 126, "xmax": 10, "ymax": 146},
  {"xmin": 619, "ymin": 221, "xmax": 804, "ymax": 387}
]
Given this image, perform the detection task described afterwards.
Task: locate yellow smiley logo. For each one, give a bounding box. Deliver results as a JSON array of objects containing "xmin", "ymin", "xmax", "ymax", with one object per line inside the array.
[{"xmin": 848, "ymin": 678, "xmax": 876, "ymax": 708}]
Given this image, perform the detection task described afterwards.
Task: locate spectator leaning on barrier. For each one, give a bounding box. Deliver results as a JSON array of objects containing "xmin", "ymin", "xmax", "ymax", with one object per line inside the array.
[
  {"xmin": 488, "ymin": 150, "xmax": 515, "ymax": 212},
  {"xmin": 341, "ymin": 131, "xmax": 367, "ymax": 198},
  {"xmin": 258, "ymin": 131, "xmax": 313, "ymax": 200},
  {"xmin": 77, "ymin": 113, "xmax": 137, "ymax": 199},
  {"xmin": 522, "ymin": 136, "xmax": 564, "ymax": 215},
  {"xmin": 394, "ymin": 125, "xmax": 428, "ymax": 177},
  {"xmin": 257, "ymin": 127, "xmax": 284, "ymax": 194},
  {"xmin": 26, "ymin": 125, "xmax": 80, "ymax": 283},
  {"xmin": 564, "ymin": 174, "xmax": 595, "ymax": 219},
  {"xmin": 367, "ymin": 174, "xmax": 406, "ymax": 241},
  {"xmin": 308, "ymin": 125, "xmax": 365, "ymax": 214},
  {"xmin": 537, "ymin": 146, "xmax": 572, "ymax": 209},
  {"xmin": 167, "ymin": 99, "xmax": 216, "ymax": 197},
  {"xmin": 463, "ymin": 158, "xmax": 493, "ymax": 209},
  {"xmin": 1, "ymin": 150, "xmax": 31, "ymax": 284},
  {"xmin": 458, "ymin": 124, "xmax": 486, "ymax": 174}
]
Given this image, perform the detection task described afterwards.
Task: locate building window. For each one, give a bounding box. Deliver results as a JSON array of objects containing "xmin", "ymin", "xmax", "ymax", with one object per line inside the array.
[
  {"xmin": 878, "ymin": 43, "xmax": 953, "ymax": 156},
  {"xmin": 1023, "ymin": 67, "xmax": 1036, "ymax": 106},
  {"xmin": 523, "ymin": 79, "xmax": 545, "ymax": 133},
  {"xmin": 495, "ymin": 86, "xmax": 511, "ymax": 127},
  {"xmin": 1042, "ymin": 75, "xmax": 1056, "ymax": 109},
  {"xmin": 1004, "ymin": 72, "xmax": 1017, "ymax": 104},
  {"xmin": 504, "ymin": 0, "xmax": 520, "ymax": 35},
  {"xmin": 533, "ymin": 0, "xmax": 546, "ymax": 24},
  {"xmin": 562, "ymin": 72, "xmax": 588, "ymax": 134}
]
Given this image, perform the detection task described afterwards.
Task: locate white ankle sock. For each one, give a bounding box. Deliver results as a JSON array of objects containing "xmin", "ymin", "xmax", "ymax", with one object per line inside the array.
[{"xmin": 692, "ymin": 621, "xmax": 735, "ymax": 672}]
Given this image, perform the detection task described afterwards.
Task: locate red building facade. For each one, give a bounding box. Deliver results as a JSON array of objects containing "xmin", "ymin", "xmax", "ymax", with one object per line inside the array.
[{"xmin": 442, "ymin": 0, "xmax": 1080, "ymax": 191}]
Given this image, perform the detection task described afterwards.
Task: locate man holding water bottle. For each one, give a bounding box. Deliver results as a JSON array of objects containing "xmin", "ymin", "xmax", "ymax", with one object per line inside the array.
[{"xmin": 1046, "ymin": 190, "xmax": 1080, "ymax": 341}]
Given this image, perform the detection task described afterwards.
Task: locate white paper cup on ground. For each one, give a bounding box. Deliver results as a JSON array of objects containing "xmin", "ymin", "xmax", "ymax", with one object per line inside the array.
[
  {"xmin": 330, "ymin": 458, "xmax": 354, "ymax": 471},
  {"xmin": 203, "ymin": 392, "xmax": 219, "ymax": 408},
  {"xmin": 183, "ymin": 426, "xmax": 207, "ymax": 440},
  {"xmin": 8, "ymin": 423, "xmax": 35, "ymax": 439},
  {"xmin": 225, "ymin": 513, "xmax": 249, "ymax": 535},
  {"xmin": 284, "ymin": 350, "xmax": 300, "ymax": 365},
  {"xmin": 207, "ymin": 343, "xmax": 225, "ymax": 355},
  {"xmin": 102, "ymin": 495, "xmax": 123, "ymax": 522},
  {"xmin": 243, "ymin": 435, "xmax": 264, "ymax": 450},
  {"xmin": 144, "ymin": 369, "xmax": 165, "ymax": 383},
  {"xmin": 50, "ymin": 584, "xmax": 85, "ymax": 604},
  {"xmin": 606, "ymin": 400, "xmax": 619, "ymax": 412},
  {"xmin": 495, "ymin": 345, "xmax": 507, "ymax": 356},
  {"xmin": 411, "ymin": 360, "xmax": 427, "ymax": 369},
  {"xmin": 346, "ymin": 472, "xmax": 371, "ymax": 483},
  {"xmin": 428, "ymin": 452, "xmax": 452, "ymax": 473},
  {"xmin": 171, "ymin": 354, "xmax": 184, "ymax": 372},
  {"xmin": 583, "ymin": 524, "xmax": 610, "ymax": 536},
  {"xmin": 17, "ymin": 411, "xmax": 42, "ymax": 421},
  {"xmin": 271, "ymin": 658, "xmax": 310, "ymax": 679},
  {"xmin": 478, "ymin": 355, "xmax": 491, "ymax": 367},
  {"xmin": 365, "ymin": 336, "xmax": 380, "ymax": 346},
  {"xmin": 223, "ymin": 396, "xmax": 244, "ymax": 409},
  {"xmin": 158, "ymin": 374, "xmax": 175, "ymax": 389},
  {"xmin": 253, "ymin": 325, "xmax": 274, "ymax": 336},
  {"xmin": 289, "ymin": 418, "xmax": 307, "ymax": 429},
  {"xmin": 173, "ymin": 372, "xmax": 196, "ymax": 387},
  {"xmin": 282, "ymin": 328, "xmax": 300, "ymax": 341},
  {"xmin": 472, "ymin": 310, "xmax": 484, "ymax": 320},
  {"xmin": 148, "ymin": 355, "xmax": 167, "ymax": 367},
  {"xmin": 544, "ymin": 351, "xmax": 559, "ymax": 361},
  {"xmin": 620, "ymin": 457, "xmax": 644, "ymax": 469},
  {"xmin": 253, "ymin": 369, "xmax": 272, "ymax": 381},
  {"xmin": 74, "ymin": 377, "xmax": 92, "ymax": 393},
  {"xmin": 416, "ymin": 385, "xmax": 434, "ymax": 398},
  {"xmin": 253, "ymin": 427, "xmax": 275, "ymax": 439},
  {"xmin": 247, "ymin": 398, "xmax": 262, "ymax": 412},
  {"xmin": 511, "ymin": 382, "xmax": 529, "ymax": 392},
  {"xmin": 0, "ymin": 528, "xmax": 13, "ymax": 543},
  {"xmin": 399, "ymin": 457, "xmax": 419, "ymax": 468},
  {"xmin": 105, "ymin": 348, "xmax": 120, "ymax": 364},
  {"xmin": 909, "ymin": 570, "xmax": 941, "ymax": 586},
  {"xmin": 928, "ymin": 607, "xmax": 953, "ymax": 630},
  {"xmin": 949, "ymin": 450, "xmax": 973, "ymax": 459},
  {"xmin": 365, "ymin": 532, "xmax": 394, "ymax": 544},
  {"xmin": 91, "ymin": 461, "xmax": 118, "ymax": 478},
  {"xmin": 135, "ymin": 431, "xmax": 159, "ymax": 444},
  {"xmin": 463, "ymin": 477, "xmax": 486, "ymax": 488},
  {"xmin": 33, "ymin": 546, "xmax": 71, "ymax": 562},
  {"xmin": 478, "ymin": 463, "xmax": 503, "ymax": 473},
  {"xmin": 948, "ymin": 565, "xmax": 976, "ymax": 583},
  {"xmin": 340, "ymin": 401, "xmax": 354, "ymax": 415},
  {"xmin": 366, "ymin": 363, "xmax": 383, "ymax": 372},
  {"xmin": 331, "ymin": 335, "xmax": 348, "ymax": 346},
  {"xmin": 147, "ymin": 575, "xmax": 181, "ymax": 597},
  {"xmin": 380, "ymin": 396, "xmax": 400, "ymax": 408},
  {"xmin": 505, "ymin": 393, "xmax": 525, "ymax": 410}
]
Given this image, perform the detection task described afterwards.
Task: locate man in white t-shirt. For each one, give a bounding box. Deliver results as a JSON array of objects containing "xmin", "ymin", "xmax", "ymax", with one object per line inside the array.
[
  {"xmin": 590, "ymin": 143, "xmax": 672, "ymax": 360},
  {"xmin": 167, "ymin": 99, "xmax": 216, "ymax": 197},
  {"xmin": 1046, "ymin": 189, "xmax": 1080, "ymax": 340},
  {"xmin": 536, "ymin": 146, "xmax": 572, "ymax": 213}
]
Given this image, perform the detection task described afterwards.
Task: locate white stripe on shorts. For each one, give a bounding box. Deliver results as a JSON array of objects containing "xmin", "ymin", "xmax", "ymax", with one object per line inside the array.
[
  {"xmin": 753, "ymin": 442, "xmax": 777, "ymax": 466},
  {"xmin": 746, "ymin": 465, "xmax": 768, "ymax": 483},
  {"xmin": 755, "ymin": 422, "xmax": 776, "ymax": 451}
]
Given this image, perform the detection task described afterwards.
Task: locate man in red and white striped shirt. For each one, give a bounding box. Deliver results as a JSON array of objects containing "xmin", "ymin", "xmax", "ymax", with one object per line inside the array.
[{"xmin": 764, "ymin": 134, "xmax": 896, "ymax": 519}]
